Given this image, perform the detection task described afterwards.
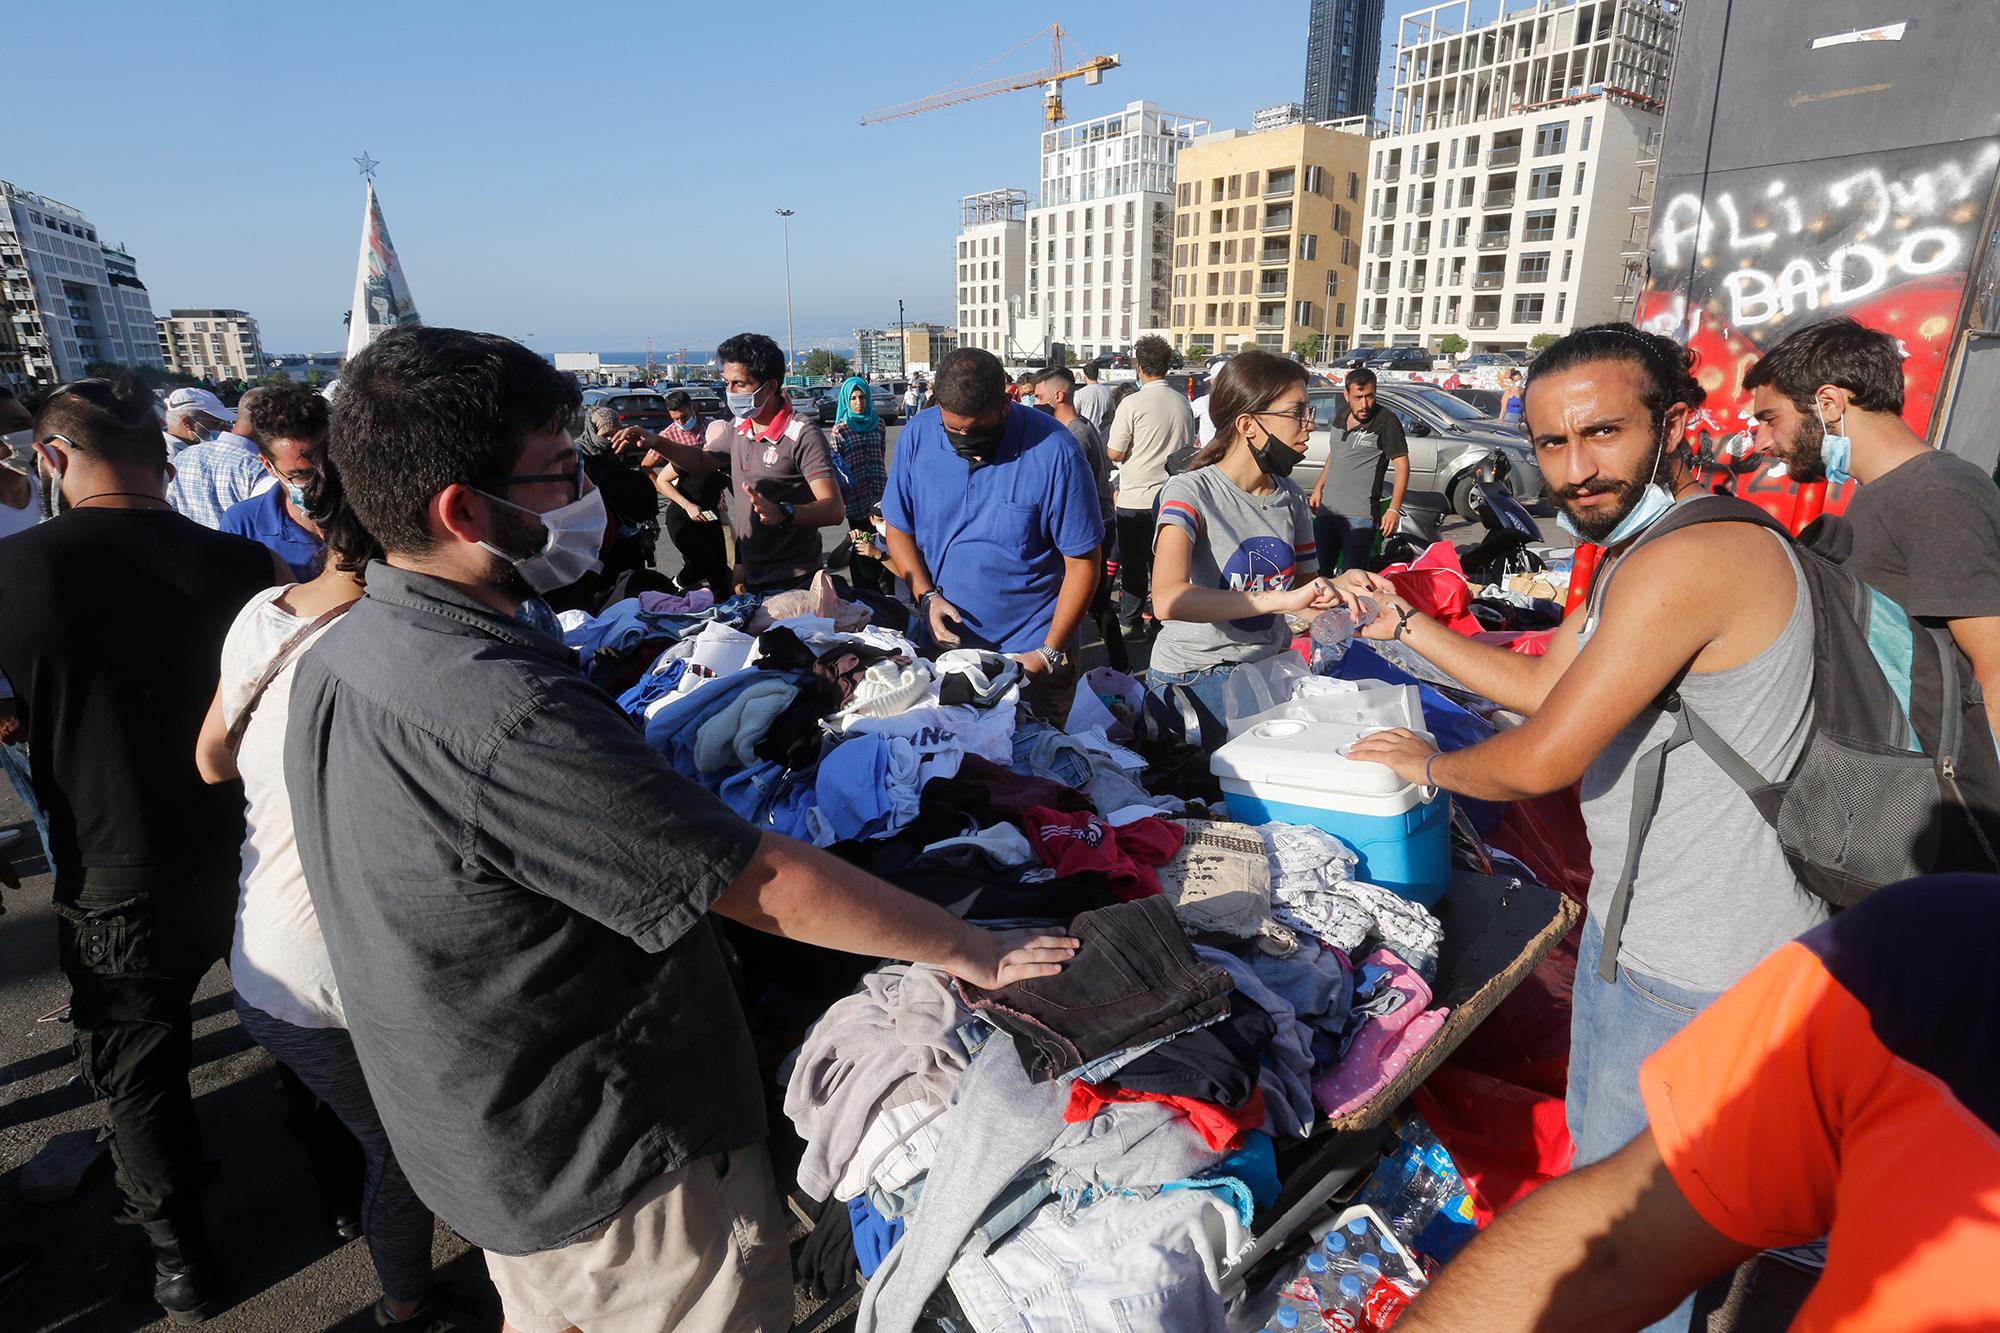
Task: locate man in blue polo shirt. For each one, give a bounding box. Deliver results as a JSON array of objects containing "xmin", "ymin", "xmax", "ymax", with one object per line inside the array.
[
  {"xmin": 882, "ymin": 348, "xmax": 1101, "ymax": 718},
  {"xmin": 219, "ymin": 381, "xmax": 327, "ymax": 579}
]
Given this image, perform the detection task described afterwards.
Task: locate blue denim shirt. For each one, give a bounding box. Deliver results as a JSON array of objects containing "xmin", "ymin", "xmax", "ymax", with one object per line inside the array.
[{"xmin": 284, "ymin": 562, "xmax": 765, "ymax": 1254}]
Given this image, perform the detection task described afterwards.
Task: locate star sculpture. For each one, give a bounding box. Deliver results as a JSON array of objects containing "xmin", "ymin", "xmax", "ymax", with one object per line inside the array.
[{"xmin": 353, "ymin": 152, "xmax": 379, "ymax": 181}]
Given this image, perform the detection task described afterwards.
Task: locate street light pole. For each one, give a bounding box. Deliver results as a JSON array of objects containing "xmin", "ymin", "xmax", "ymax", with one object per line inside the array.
[
  {"xmin": 898, "ymin": 298, "xmax": 906, "ymax": 378},
  {"xmin": 775, "ymin": 208, "xmax": 796, "ymax": 374}
]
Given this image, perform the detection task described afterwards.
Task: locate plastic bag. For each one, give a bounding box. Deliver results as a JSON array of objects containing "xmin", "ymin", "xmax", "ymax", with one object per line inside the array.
[
  {"xmin": 1066, "ymin": 665, "xmax": 1145, "ymax": 740},
  {"xmin": 1219, "ymin": 651, "xmax": 1309, "ymax": 721}
]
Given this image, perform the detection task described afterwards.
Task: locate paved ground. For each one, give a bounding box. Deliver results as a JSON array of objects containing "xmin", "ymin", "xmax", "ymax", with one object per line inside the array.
[{"xmin": 0, "ymin": 423, "xmax": 1561, "ymax": 1331}]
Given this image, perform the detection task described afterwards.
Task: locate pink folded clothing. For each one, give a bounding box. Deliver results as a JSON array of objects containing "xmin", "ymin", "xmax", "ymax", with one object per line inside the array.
[
  {"xmin": 1312, "ymin": 949, "xmax": 1449, "ymax": 1119},
  {"xmin": 636, "ymin": 588, "xmax": 716, "ymax": 615}
]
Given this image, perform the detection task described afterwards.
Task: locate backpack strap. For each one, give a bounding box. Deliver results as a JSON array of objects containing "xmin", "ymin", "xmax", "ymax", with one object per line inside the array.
[
  {"xmin": 1582, "ymin": 494, "xmax": 1789, "ymax": 630},
  {"xmin": 1599, "ymin": 695, "xmax": 1691, "ymax": 981},
  {"xmin": 224, "ymin": 601, "xmax": 356, "ymax": 757}
]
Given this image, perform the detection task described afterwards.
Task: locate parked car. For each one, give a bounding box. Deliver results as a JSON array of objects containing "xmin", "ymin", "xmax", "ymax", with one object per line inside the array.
[
  {"xmin": 1295, "ymin": 381, "xmax": 1545, "ymax": 520},
  {"xmin": 578, "ymin": 387, "xmax": 671, "ymax": 436},
  {"xmin": 1452, "ymin": 353, "xmax": 1522, "ymax": 373},
  {"xmin": 1363, "ymin": 346, "xmax": 1436, "ymax": 374},
  {"xmin": 1441, "ymin": 386, "xmax": 1507, "ymax": 418},
  {"xmin": 1328, "ymin": 345, "xmax": 1386, "ymax": 371},
  {"xmin": 783, "ymin": 386, "xmax": 823, "ymax": 422}
]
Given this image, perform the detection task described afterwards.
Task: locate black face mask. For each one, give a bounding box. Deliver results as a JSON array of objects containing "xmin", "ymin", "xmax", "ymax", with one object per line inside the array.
[
  {"xmin": 945, "ymin": 417, "xmax": 1006, "ymax": 462},
  {"xmin": 1249, "ymin": 428, "xmax": 1306, "ymax": 478}
]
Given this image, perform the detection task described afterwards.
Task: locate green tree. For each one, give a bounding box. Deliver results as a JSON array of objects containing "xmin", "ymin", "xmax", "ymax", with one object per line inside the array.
[
  {"xmin": 1528, "ymin": 332, "xmax": 1560, "ymax": 352},
  {"xmin": 802, "ymin": 348, "xmax": 851, "ymax": 379},
  {"xmin": 304, "ymin": 368, "xmax": 325, "ymax": 387},
  {"xmin": 1437, "ymin": 334, "xmax": 1468, "ymax": 358},
  {"xmin": 1183, "ymin": 342, "xmax": 1211, "ymax": 360},
  {"xmin": 1292, "ymin": 334, "xmax": 1323, "ymax": 362}
]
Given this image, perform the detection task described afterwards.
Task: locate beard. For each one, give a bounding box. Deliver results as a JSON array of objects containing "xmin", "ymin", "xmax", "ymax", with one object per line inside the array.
[
  {"xmin": 1553, "ymin": 427, "xmax": 1673, "ymax": 543},
  {"xmin": 482, "ymin": 502, "xmax": 547, "ymax": 601},
  {"xmin": 1777, "ymin": 412, "xmax": 1829, "ymax": 483}
]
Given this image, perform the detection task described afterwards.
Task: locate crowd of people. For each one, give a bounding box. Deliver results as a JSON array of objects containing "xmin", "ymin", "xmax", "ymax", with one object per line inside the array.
[{"xmin": 0, "ymin": 310, "xmax": 1995, "ymax": 1332}]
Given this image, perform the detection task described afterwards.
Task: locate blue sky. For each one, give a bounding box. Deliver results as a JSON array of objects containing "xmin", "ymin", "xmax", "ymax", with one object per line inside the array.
[{"xmin": 12, "ymin": 1, "xmax": 1433, "ymax": 354}]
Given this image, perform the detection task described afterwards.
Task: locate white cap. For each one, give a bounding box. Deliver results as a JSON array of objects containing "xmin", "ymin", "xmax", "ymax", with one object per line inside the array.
[{"xmin": 163, "ymin": 386, "xmax": 237, "ymax": 424}]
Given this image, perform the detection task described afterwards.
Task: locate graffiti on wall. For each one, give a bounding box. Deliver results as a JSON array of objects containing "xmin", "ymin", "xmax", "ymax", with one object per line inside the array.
[{"xmin": 1638, "ymin": 138, "xmax": 1999, "ymax": 521}]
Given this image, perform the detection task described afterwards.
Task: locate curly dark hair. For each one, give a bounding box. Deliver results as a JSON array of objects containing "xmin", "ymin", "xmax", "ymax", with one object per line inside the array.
[
  {"xmin": 1133, "ymin": 335, "xmax": 1174, "ymax": 378},
  {"xmin": 1522, "ymin": 323, "xmax": 1704, "ymax": 439},
  {"xmin": 330, "ymin": 326, "xmax": 581, "ymax": 556},
  {"xmin": 251, "ymin": 380, "xmax": 329, "ymax": 457},
  {"xmin": 299, "ymin": 449, "xmax": 383, "ymax": 576},
  {"xmin": 715, "ymin": 332, "xmax": 786, "ymax": 384}
]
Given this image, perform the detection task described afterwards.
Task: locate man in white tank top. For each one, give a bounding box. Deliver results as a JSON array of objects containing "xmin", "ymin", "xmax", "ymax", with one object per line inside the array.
[{"xmin": 1339, "ymin": 326, "xmax": 1819, "ymax": 1328}]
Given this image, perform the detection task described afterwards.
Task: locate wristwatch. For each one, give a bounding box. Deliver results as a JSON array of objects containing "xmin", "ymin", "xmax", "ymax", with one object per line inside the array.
[
  {"xmin": 778, "ymin": 500, "xmax": 797, "ymax": 524},
  {"xmin": 1036, "ymin": 644, "xmax": 1070, "ymax": 672}
]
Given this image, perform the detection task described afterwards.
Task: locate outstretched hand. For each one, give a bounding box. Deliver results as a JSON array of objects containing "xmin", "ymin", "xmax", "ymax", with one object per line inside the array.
[{"xmin": 950, "ymin": 929, "xmax": 1080, "ymax": 990}]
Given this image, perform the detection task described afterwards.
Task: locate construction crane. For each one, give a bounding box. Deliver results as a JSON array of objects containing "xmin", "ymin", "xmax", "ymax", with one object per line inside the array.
[{"xmin": 861, "ymin": 23, "xmax": 1118, "ymax": 128}]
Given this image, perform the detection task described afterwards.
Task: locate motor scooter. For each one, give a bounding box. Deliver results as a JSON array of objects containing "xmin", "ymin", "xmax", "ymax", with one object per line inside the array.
[{"xmin": 1378, "ymin": 450, "xmax": 1546, "ymax": 585}]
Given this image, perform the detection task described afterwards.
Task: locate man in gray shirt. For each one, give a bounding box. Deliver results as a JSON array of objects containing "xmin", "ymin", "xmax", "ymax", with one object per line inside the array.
[
  {"xmin": 1746, "ymin": 316, "xmax": 2000, "ymax": 733},
  {"xmin": 1072, "ymin": 361, "xmax": 1116, "ymax": 436},
  {"xmin": 292, "ymin": 326, "xmax": 1075, "ymax": 1333},
  {"xmin": 1308, "ymin": 366, "xmax": 1409, "ymax": 573},
  {"xmin": 1035, "ymin": 365, "xmax": 1126, "ymax": 670},
  {"xmin": 1106, "ymin": 335, "xmax": 1197, "ymax": 635}
]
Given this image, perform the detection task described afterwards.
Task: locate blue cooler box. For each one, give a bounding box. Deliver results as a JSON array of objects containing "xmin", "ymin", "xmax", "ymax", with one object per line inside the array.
[{"xmin": 1211, "ymin": 716, "xmax": 1452, "ymax": 906}]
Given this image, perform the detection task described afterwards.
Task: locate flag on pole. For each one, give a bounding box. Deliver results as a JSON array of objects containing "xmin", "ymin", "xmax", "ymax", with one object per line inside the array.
[{"xmin": 344, "ymin": 180, "xmax": 419, "ymax": 362}]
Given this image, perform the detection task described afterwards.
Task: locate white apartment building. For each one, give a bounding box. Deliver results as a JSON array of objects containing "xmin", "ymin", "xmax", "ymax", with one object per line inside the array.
[
  {"xmin": 157, "ymin": 308, "xmax": 265, "ymax": 382},
  {"xmin": 1025, "ymin": 100, "xmax": 1208, "ymax": 362},
  {"xmin": 0, "ymin": 180, "xmax": 162, "ymax": 382},
  {"xmin": 1356, "ymin": 0, "xmax": 1677, "ymax": 352},
  {"xmin": 954, "ymin": 189, "xmax": 1028, "ymax": 358}
]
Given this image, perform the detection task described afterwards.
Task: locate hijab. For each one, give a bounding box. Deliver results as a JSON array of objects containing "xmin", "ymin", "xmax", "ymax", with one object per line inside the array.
[{"xmin": 835, "ymin": 375, "xmax": 880, "ymax": 433}]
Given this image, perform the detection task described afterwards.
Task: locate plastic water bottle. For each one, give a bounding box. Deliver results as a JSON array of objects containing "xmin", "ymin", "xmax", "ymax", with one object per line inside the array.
[
  {"xmin": 1387, "ymin": 1159, "xmax": 1456, "ymax": 1243},
  {"xmin": 1308, "ymin": 596, "xmax": 1377, "ymax": 668},
  {"xmin": 1270, "ymin": 1299, "xmax": 1324, "ymax": 1332},
  {"xmin": 1320, "ymin": 1274, "xmax": 1369, "ymax": 1332}
]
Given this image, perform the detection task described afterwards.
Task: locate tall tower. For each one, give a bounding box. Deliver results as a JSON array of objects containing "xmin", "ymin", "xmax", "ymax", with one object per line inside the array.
[{"xmin": 1304, "ymin": 0, "xmax": 1387, "ymax": 123}]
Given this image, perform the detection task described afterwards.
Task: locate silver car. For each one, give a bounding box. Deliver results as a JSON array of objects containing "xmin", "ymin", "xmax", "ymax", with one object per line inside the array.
[{"xmin": 1298, "ymin": 382, "xmax": 1544, "ymax": 520}]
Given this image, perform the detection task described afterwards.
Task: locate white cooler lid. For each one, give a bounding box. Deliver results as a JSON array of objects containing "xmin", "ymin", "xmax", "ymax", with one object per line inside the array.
[{"xmin": 1210, "ymin": 716, "xmax": 1435, "ymax": 799}]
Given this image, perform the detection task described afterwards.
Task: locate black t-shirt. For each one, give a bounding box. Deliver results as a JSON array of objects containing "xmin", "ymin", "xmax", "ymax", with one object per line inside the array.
[{"xmin": 0, "ymin": 509, "xmax": 274, "ymax": 898}]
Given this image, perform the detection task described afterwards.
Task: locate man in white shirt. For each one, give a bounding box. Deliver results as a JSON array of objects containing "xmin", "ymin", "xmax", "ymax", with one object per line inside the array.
[{"xmin": 1073, "ymin": 362, "xmax": 1116, "ymax": 436}]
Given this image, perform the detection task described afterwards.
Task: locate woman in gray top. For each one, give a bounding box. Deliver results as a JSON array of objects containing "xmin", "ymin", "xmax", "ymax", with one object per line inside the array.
[{"xmin": 1148, "ymin": 350, "xmax": 1349, "ymax": 728}]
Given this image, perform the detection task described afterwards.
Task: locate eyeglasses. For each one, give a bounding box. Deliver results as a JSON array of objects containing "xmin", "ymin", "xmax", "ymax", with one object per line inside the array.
[
  {"xmin": 1251, "ymin": 405, "xmax": 1316, "ymax": 426},
  {"xmin": 473, "ymin": 464, "xmax": 583, "ymax": 502}
]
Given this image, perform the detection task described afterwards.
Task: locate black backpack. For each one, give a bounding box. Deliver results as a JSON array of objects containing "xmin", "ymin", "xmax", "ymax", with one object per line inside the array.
[{"xmin": 1593, "ymin": 495, "xmax": 2000, "ymax": 979}]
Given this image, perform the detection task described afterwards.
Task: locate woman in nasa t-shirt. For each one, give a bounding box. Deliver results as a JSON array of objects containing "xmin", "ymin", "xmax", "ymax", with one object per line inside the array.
[{"xmin": 1147, "ymin": 350, "xmax": 1344, "ymax": 726}]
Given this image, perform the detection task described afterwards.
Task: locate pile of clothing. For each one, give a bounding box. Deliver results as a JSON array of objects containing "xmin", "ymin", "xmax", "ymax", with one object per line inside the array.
[{"xmin": 783, "ymin": 837, "xmax": 1447, "ymax": 1333}]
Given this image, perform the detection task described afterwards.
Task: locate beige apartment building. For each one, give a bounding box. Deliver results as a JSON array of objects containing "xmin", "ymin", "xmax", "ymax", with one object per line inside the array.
[
  {"xmin": 157, "ymin": 308, "xmax": 264, "ymax": 382},
  {"xmin": 1169, "ymin": 121, "xmax": 1370, "ymax": 359}
]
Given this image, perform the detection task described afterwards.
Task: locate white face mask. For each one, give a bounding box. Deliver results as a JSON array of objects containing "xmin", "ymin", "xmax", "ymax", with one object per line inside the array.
[
  {"xmin": 476, "ymin": 487, "xmax": 607, "ymax": 594},
  {"xmin": 35, "ymin": 440, "xmax": 68, "ymax": 519}
]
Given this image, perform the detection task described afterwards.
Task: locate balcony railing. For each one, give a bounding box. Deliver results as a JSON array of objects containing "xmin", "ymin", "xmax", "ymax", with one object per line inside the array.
[
  {"xmin": 1415, "ymin": 199, "xmax": 1435, "ymax": 216},
  {"xmin": 1261, "ymin": 214, "xmax": 1294, "ymax": 232},
  {"xmin": 1528, "ymin": 187, "xmax": 1562, "ymax": 202},
  {"xmin": 1264, "ymin": 179, "xmax": 1295, "ymax": 199},
  {"xmin": 1487, "ymin": 145, "xmax": 1520, "ymax": 166},
  {"xmin": 1484, "ymin": 189, "xmax": 1516, "ymax": 209},
  {"xmin": 1409, "ymin": 275, "xmax": 1427, "ymax": 293},
  {"xmin": 1257, "ymin": 282, "xmax": 1288, "ymax": 298},
  {"xmin": 1473, "ymin": 272, "xmax": 1505, "ymax": 290},
  {"xmin": 1259, "ymin": 247, "xmax": 1289, "ymax": 264},
  {"xmin": 1522, "ymin": 227, "xmax": 1555, "ymax": 243},
  {"xmin": 1412, "ymin": 239, "xmax": 1430, "ymax": 255},
  {"xmin": 1476, "ymin": 230, "xmax": 1511, "ymax": 250},
  {"xmin": 1255, "ymin": 318, "xmax": 1286, "ymax": 331},
  {"xmin": 1468, "ymin": 311, "xmax": 1500, "ymax": 329},
  {"xmin": 1382, "ymin": 166, "xmax": 1402, "ymax": 183},
  {"xmin": 1516, "ymin": 270, "xmax": 1549, "ymax": 285},
  {"xmin": 1513, "ymin": 307, "xmax": 1544, "ymax": 324},
  {"xmin": 1417, "ymin": 159, "xmax": 1439, "ymax": 178},
  {"xmin": 1380, "ymin": 203, "xmax": 1398, "ymax": 220},
  {"xmin": 1370, "ymin": 275, "xmax": 1390, "ymax": 293},
  {"xmin": 1403, "ymin": 310, "xmax": 1422, "ymax": 327},
  {"xmin": 1365, "ymin": 311, "xmax": 1387, "ymax": 329}
]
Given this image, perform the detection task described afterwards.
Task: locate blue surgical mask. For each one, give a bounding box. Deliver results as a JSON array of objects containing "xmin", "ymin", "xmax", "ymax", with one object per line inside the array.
[
  {"xmin": 1817, "ymin": 402, "xmax": 1853, "ymax": 486},
  {"xmin": 725, "ymin": 383, "xmax": 763, "ymax": 420},
  {"xmin": 285, "ymin": 482, "xmax": 309, "ymax": 510},
  {"xmin": 1556, "ymin": 427, "xmax": 1677, "ymax": 547}
]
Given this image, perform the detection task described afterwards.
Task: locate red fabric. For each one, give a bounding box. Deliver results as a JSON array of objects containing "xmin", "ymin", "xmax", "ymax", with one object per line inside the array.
[
  {"xmin": 1022, "ymin": 807, "xmax": 1186, "ymax": 901},
  {"xmin": 1381, "ymin": 542, "xmax": 1482, "ymax": 635},
  {"xmin": 1064, "ymin": 1082, "xmax": 1267, "ymax": 1153},
  {"xmin": 1470, "ymin": 629, "xmax": 1557, "ymax": 657}
]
